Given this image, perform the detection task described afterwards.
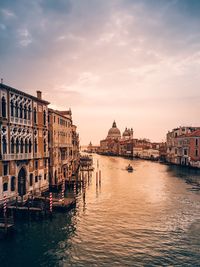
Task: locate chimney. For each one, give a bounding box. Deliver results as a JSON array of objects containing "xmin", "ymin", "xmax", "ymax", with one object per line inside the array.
[
  {"xmin": 1, "ymin": 78, "xmax": 3, "ymax": 84},
  {"xmin": 36, "ymin": 90, "xmax": 42, "ymax": 99}
]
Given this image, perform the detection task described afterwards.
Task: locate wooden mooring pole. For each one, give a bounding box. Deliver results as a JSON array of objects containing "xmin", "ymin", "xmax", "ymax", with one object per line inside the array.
[
  {"xmin": 96, "ymin": 172, "xmax": 98, "ymax": 187},
  {"xmin": 99, "ymin": 170, "xmax": 101, "ymax": 186}
]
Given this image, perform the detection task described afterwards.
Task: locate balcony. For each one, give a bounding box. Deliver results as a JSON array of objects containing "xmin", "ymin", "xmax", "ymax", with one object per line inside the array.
[
  {"xmin": 44, "ymin": 151, "xmax": 49, "ymax": 158},
  {"xmin": 10, "ymin": 116, "xmax": 32, "ymax": 126},
  {"xmin": 2, "ymin": 153, "xmax": 33, "ymax": 161},
  {"xmin": 33, "ymin": 153, "xmax": 42, "ymax": 159}
]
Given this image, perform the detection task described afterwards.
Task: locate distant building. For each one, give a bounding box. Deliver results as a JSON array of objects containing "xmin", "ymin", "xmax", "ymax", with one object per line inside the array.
[
  {"xmin": 99, "ymin": 121, "xmax": 121, "ymax": 155},
  {"xmin": 0, "ymin": 83, "xmax": 49, "ymax": 202},
  {"xmin": 119, "ymin": 128, "xmax": 134, "ymax": 157},
  {"xmin": 100, "ymin": 121, "xmax": 133, "ymax": 156},
  {"xmin": 166, "ymin": 126, "xmax": 200, "ymax": 165},
  {"xmin": 87, "ymin": 142, "xmax": 99, "ymax": 153}
]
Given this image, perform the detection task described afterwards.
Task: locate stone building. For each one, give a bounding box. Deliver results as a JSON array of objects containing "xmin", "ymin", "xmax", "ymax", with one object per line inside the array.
[
  {"xmin": 119, "ymin": 128, "xmax": 134, "ymax": 157},
  {"xmin": 71, "ymin": 124, "xmax": 80, "ymax": 175},
  {"xmin": 48, "ymin": 108, "xmax": 79, "ymax": 188},
  {"xmin": 0, "ymin": 83, "xmax": 49, "ymax": 202},
  {"xmin": 87, "ymin": 142, "xmax": 99, "ymax": 153},
  {"xmin": 99, "ymin": 121, "xmax": 121, "ymax": 155}
]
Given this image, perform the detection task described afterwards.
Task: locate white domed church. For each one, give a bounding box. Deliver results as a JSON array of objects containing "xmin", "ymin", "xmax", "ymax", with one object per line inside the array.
[
  {"xmin": 99, "ymin": 121, "xmax": 134, "ymax": 156},
  {"xmin": 107, "ymin": 121, "xmax": 121, "ymax": 140}
]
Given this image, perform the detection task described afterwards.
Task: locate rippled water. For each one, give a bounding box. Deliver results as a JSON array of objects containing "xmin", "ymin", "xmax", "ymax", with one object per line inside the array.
[{"xmin": 1, "ymin": 155, "xmax": 200, "ymax": 266}]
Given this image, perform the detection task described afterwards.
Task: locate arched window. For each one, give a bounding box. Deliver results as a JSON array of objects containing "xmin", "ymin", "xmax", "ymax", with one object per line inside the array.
[
  {"xmin": 21, "ymin": 139, "xmax": 24, "ymax": 153},
  {"xmin": 29, "ymin": 173, "xmax": 33, "ymax": 186},
  {"xmin": 10, "ymin": 100, "xmax": 14, "ymax": 117},
  {"xmin": 28, "ymin": 106, "xmax": 31, "ymax": 120},
  {"xmin": 3, "ymin": 182, "xmax": 8, "ymax": 192},
  {"xmin": 16, "ymin": 138, "xmax": 19, "ymax": 153},
  {"xmin": 11, "ymin": 137, "xmax": 15, "ymax": 154},
  {"xmin": 43, "ymin": 110, "xmax": 46, "ymax": 125},
  {"xmin": 34, "ymin": 138, "xmax": 37, "ymax": 153},
  {"xmin": 2, "ymin": 136, "xmax": 7, "ymax": 154},
  {"xmin": 24, "ymin": 104, "xmax": 27, "ymax": 120},
  {"xmin": 19, "ymin": 103, "xmax": 23, "ymax": 119},
  {"xmin": 33, "ymin": 107, "xmax": 37, "ymax": 124},
  {"xmin": 2, "ymin": 96, "xmax": 6, "ymax": 118},
  {"xmin": 25, "ymin": 139, "xmax": 28, "ymax": 153},
  {"xmin": 15, "ymin": 102, "xmax": 19, "ymax": 117},
  {"xmin": 11, "ymin": 176, "xmax": 15, "ymax": 191},
  {"xmin": 29, "ymin": 139, "xmax": 32, "ymax": 153}
]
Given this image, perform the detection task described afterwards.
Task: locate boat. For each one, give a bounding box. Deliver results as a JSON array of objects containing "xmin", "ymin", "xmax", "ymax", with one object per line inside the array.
[{"xmin": 126, "ymin": 164, "xmax": 133, "ymax": 172}]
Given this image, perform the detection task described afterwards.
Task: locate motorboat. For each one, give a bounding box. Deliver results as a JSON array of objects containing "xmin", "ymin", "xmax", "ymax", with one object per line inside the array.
[{"xmin": 126, "ymin": 164, "xmax": 133, "ymax": 172}]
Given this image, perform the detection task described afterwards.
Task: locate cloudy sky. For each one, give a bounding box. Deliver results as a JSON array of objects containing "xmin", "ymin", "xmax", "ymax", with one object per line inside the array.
[{"xmin": 1, "ymin": 0, "xmax": 200, "ymax": 145}]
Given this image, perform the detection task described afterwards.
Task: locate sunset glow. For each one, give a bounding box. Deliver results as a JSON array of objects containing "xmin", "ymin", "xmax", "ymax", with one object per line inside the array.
[{"xmin": 1, "ymin": 0, "xmax": 200, "ymax": 144}]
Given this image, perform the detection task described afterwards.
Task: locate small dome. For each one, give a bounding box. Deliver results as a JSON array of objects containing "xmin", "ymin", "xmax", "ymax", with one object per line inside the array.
[
  {"xmin": 107, "ymin": 121, "xmax": 121, "ymax": 139},
  {"xmin": 123, "ymin": 127, "xmax": 130, "ymax": 137}
]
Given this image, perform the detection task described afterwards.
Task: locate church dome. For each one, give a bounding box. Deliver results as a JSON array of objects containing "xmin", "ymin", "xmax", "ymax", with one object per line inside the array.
[
  {"xmin": 107, "ymin": 121, "xmax": 121, "ymax": 139},
  {"xmin": 123, "ymin": 127, "xmax": 130, "ymax": 137},
  {"xmin": 122, "ymin": 127, "xmax": 133, "ymax": 139}
]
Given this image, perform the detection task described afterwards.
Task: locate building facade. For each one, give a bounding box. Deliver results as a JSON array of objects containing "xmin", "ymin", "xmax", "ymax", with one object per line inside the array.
[
  {"xmin": 0, "ymin": 83, "xmax": 49, "ymax": 203},
  {"xmin": 166, "ymin": 126, "xmax": 200, "ymax": 165},
  {"xmin": 48, "ymin": 109, "xmax": 79, "ymax": 188}
]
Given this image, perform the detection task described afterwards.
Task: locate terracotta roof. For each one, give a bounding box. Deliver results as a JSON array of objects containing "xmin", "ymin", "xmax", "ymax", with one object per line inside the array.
[{"xmin": 187, "ymin": 130, "xmax": 200, "ymax": 137}]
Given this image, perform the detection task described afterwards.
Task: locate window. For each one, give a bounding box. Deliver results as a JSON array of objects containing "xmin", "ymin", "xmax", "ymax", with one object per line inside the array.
[
  {"xmin": 25, "ymin": 139, "xmax": 28, "ymax": 153},
  {"xmin": 44, "ymin": 159, "xmax": 47, "ymax": 168},
  {"xmin": 11, "ymin": 137, "xmax": 15, "ymax": 154},
  {"xmin": 2, "ymin": 136, "xmax": 7, "ymax": 154},
  {"xmin": 3, "ymin": 182, "xmax": 8, "ymax": 192},
  {"xmin": 54, "ymin": 115, "xmax": 56, "ymax": 123},
  {"xmin": 3, "ymin": 164, "xmax": 8, "ymax": 175},
  {"xmin": 2, "ymin": 96, "xmax": 6, "ymax": 118},
  {"xmin": 21, "ymin": 139, "xmax": 24, "ymax": 153},
  {"xmin": 28, "ymin": 106, "xmax": 31, "ymax": 120},
  {"xmin": 184, "ymin": 149, "xmax": 187, "ymax": 156},
  {"xmin": 15, "ymin": 102, "xmax": 19, "ymax": 117},
  {"xmin": 195, "ymin": 149, "xmax": 198, "ymax": 157},
  {"xmin": 29, "ymin": 174, "xmax": 33, "ymax": 186},
  {"xmin": 11, "ymin": 176, "xmax": 15, "ymax": 191},
  {"xmin": 196, "ymin": 139, "xmax": 198, "ymax": 146},
  {"xmin": 43, "ymin": 110, "xmax": 46, "ymax": 125},
  {"xmin": 44, "ymin": 140, "xmax": 46, "ymax": 153},
  {"xmin": 16, "ymin": 138, "xmax": 19, "ymax": 153},
  {"xmin": 35, "ymin": 175, "xmax": 38, "ymax": 183},
  {"xmin": 34, "ymin": 138, "xmax": 37, "ymax": 153},
  {"xmin": 19, "ymin": 103, "xmax": 23, "ymax": 118},
  {"xmin": 24, "ymin": 104, "xmax": 27, "ymax": 119},
  {"xmin": 33, "ymin": 107, "xmax": 37, "ymax": 123},
  {"xmin": 44, "ymin": 173, "xmax": 47, "ymax": 180},
  {"xmin": 58, "ymin": 117, "xmax": 59, "ymax": 124},
  {"xmin": 10, "ymin": 100, "xmax": 14, "ymax": 117},
  {"xmin": 29, "ymin": 140, "xmax": 32, "ymax": 153},
  {"xmin": 35, "ymin": 160, "xmax": 38, "ymax": 170}
]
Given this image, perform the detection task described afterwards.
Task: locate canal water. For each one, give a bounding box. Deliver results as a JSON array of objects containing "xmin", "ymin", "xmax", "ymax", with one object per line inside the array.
[{"xmin": 1, "ymin": 154, "xmax": 200, "ymax": 266}]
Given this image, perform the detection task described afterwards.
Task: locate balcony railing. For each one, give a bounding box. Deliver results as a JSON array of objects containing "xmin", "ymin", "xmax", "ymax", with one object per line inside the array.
[
  {"xmin": 2, "ymin": 153, "xmax": 33, "ymax": 161},
  {"xmin": 10, "ymin": 116, "xmax": 32, "ymax": 126},
  {"xmin": 44, "ymin": 151, "xmax": 49, "ymax": 158}
]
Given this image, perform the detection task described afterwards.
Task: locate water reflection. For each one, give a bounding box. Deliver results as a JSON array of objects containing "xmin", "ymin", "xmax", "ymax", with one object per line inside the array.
[{"xmin": 1, "ymin": 155, "xmax": 200, "ymax": 266}]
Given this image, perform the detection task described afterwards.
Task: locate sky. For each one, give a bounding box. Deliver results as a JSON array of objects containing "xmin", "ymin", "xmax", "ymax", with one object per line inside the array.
[{"xmin": 1, "ymin": 0, "xmax": 200, "ymax": 145}]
